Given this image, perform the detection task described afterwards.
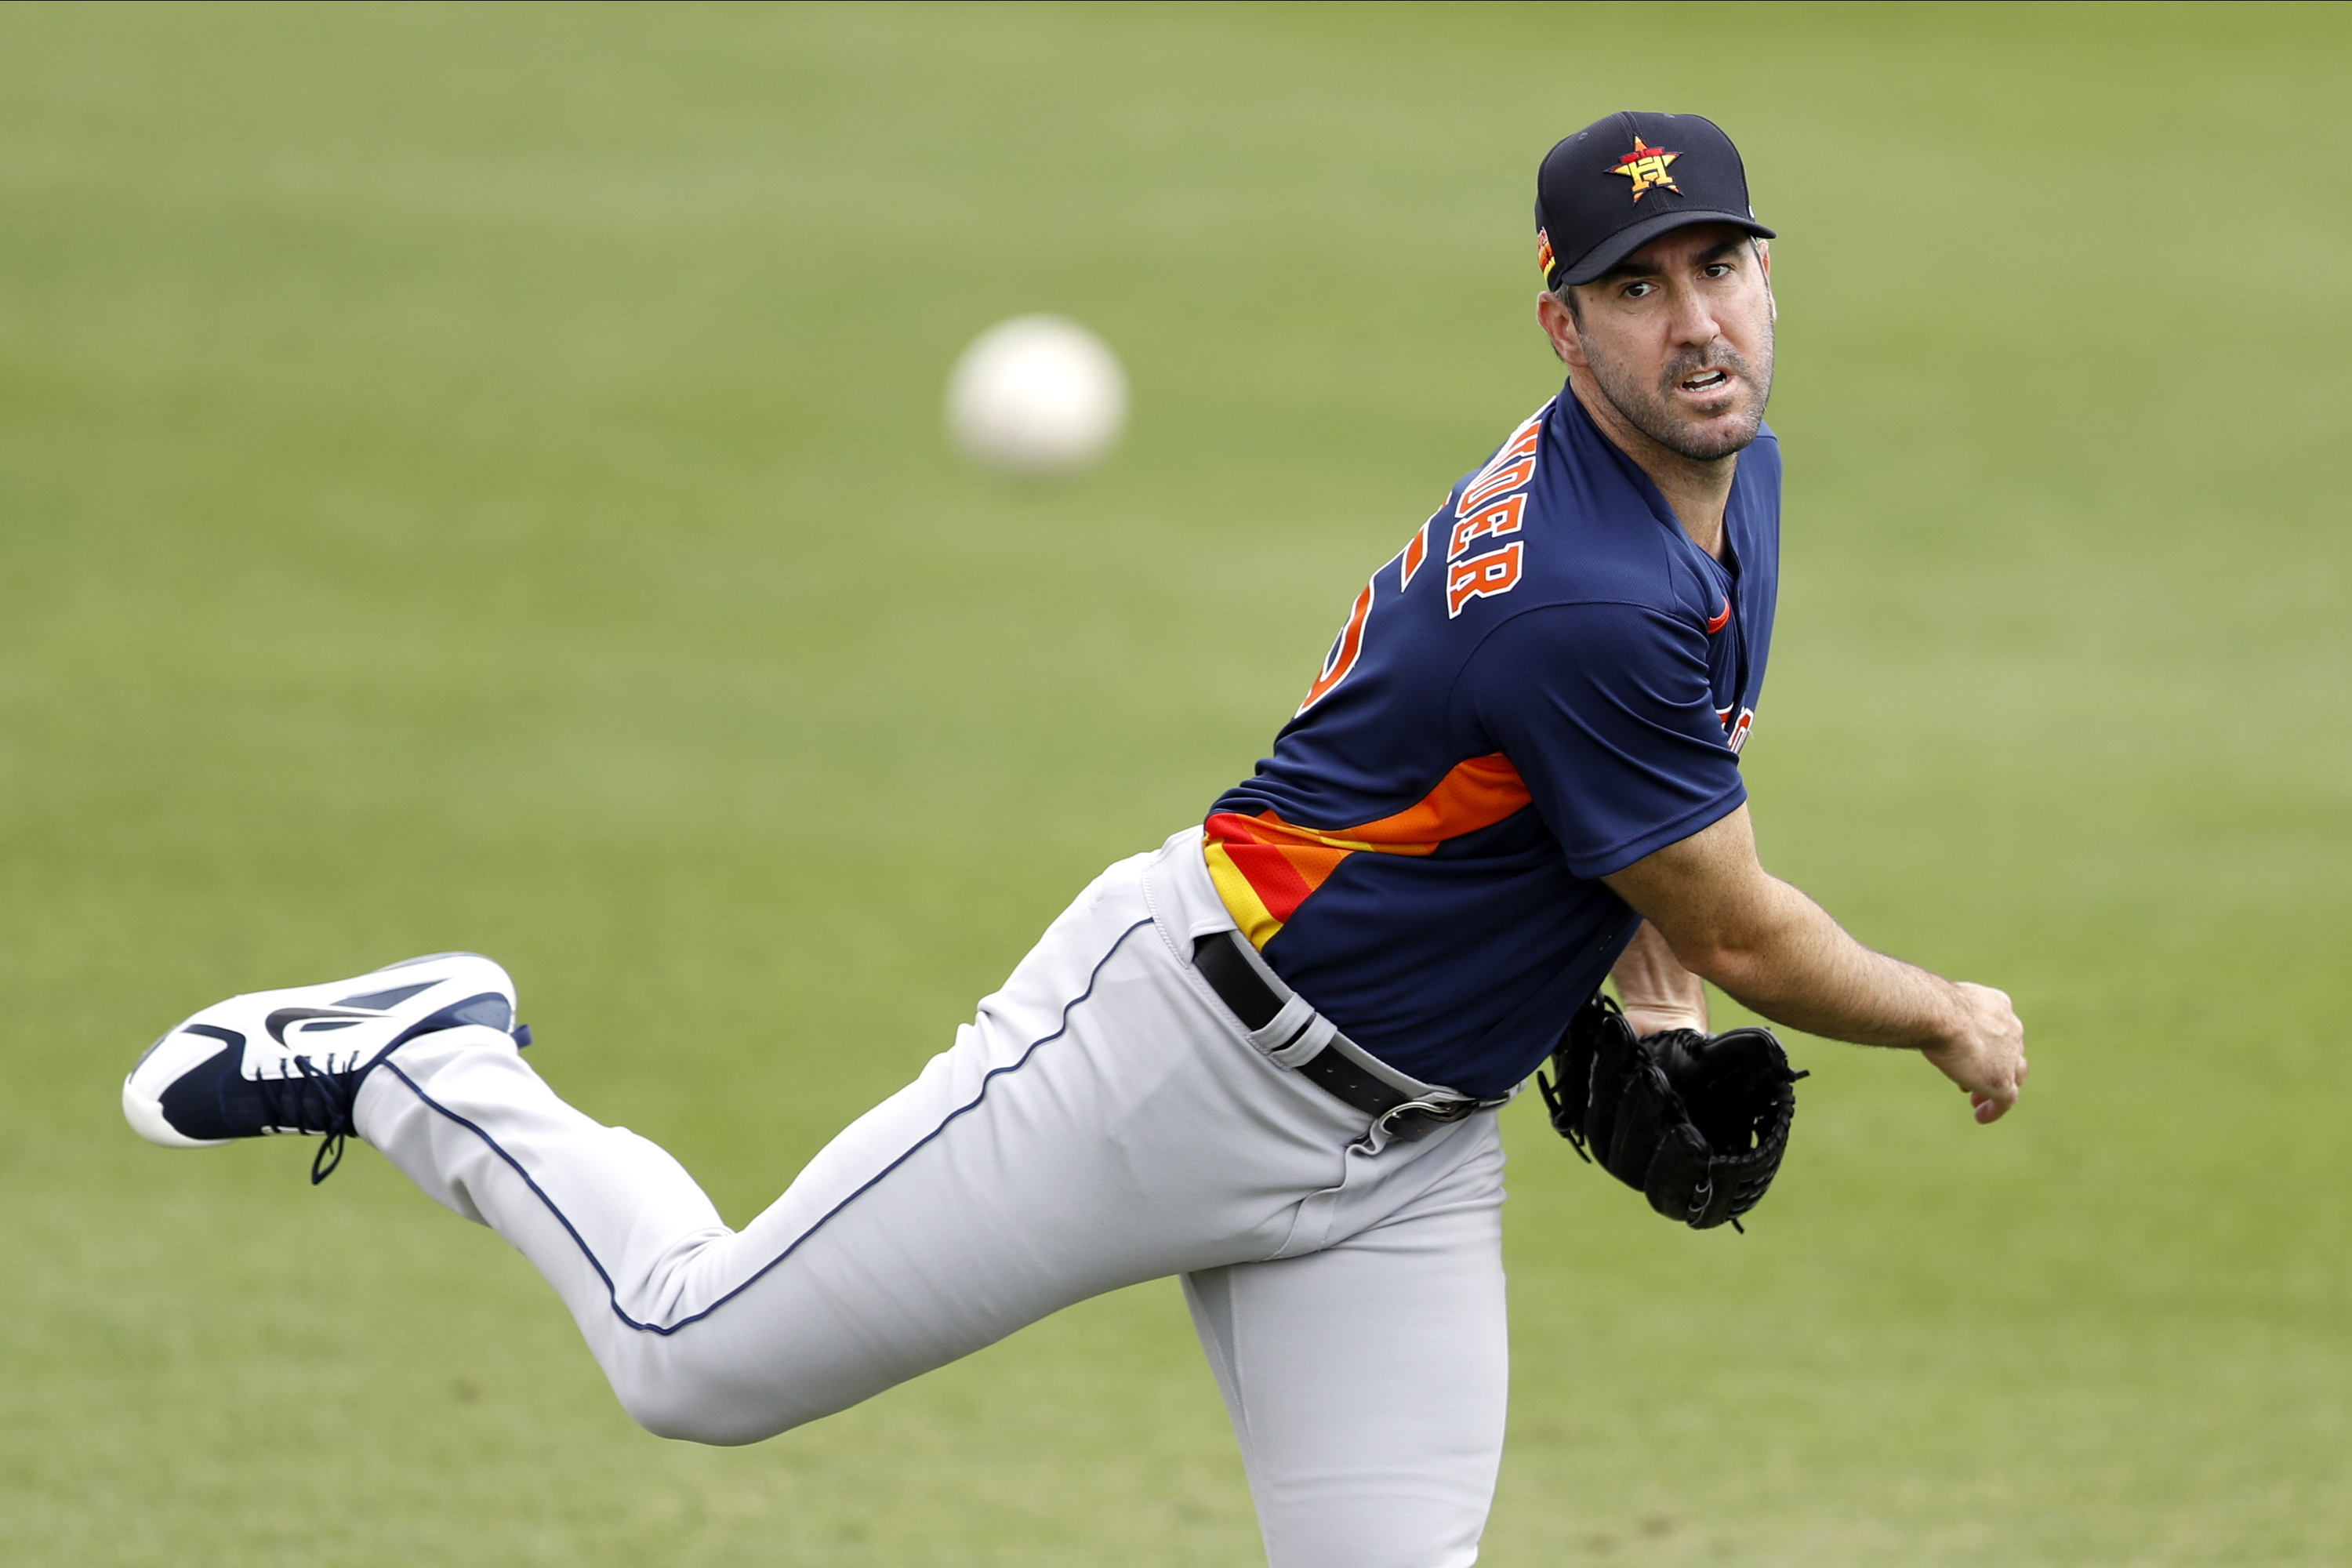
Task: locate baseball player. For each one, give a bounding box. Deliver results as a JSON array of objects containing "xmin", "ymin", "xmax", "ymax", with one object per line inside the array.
[{"xmin": 122, "ymin": 111, "xmax": 2026, "ymax": 1567}]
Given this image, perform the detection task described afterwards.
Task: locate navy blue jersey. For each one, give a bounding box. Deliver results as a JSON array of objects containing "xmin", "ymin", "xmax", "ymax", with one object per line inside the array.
[{"xmin": 1203, "ymin": 383, "xmax": 1780, "ymax": 1097}]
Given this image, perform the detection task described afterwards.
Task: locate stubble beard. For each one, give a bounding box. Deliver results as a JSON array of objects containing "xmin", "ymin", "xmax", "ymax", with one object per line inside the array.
[{"xmin": 1580, "ymin": 325, "xmax": 1776, "ymax": 463}]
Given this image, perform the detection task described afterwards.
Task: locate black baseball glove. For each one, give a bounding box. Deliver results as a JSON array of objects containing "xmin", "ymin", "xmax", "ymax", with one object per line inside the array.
[{"xmin": 1537, "ymin": 993, "xmax": 1806, "ymax": 1231}]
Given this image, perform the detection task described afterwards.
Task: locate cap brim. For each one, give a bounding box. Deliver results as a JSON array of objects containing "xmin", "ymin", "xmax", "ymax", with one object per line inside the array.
[{"xmin": 1558, "ymin": 209, "xmax": 1776, "ymax": 288}]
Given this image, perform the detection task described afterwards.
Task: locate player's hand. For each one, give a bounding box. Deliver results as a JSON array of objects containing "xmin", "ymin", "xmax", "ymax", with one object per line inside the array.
[{"xmin": 1920, "ymin": 982, "xmax": 2027, "ymax": 1123}]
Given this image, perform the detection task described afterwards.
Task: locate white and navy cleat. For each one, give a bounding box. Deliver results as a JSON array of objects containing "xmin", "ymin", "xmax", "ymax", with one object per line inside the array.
[{"xmin": 123, "ymin": 952, "xmax": 525, "ymax": 1183}]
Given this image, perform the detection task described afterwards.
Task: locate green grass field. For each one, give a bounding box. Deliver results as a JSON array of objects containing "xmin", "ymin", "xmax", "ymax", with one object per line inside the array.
[{"xmin": 3, "ymin": 3, "xmax": 2347, "ymax": 1563}]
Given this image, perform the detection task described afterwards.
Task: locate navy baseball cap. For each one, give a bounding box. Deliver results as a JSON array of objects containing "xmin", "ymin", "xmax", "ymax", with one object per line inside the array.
[{"xmin": 1535, "ymin": 111, "xmax": 1774, "ymax": 292}]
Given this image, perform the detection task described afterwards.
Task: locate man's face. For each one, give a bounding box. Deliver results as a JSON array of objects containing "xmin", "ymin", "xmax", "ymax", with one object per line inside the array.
[{"xmin": 1551, "ymin": 223, "xmax": 1776, "ymax": 463}]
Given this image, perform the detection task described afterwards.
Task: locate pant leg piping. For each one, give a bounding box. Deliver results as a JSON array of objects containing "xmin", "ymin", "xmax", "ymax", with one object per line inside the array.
[{"xmin": 373, "ymin": 917, "xmax": 1157, "ymax": 1336}]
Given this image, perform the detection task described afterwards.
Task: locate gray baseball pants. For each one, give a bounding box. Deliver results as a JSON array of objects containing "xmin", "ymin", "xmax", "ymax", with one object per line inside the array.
[{"xmin": 353, "ymin": 829, "xmax": 1512, "ymax": 1568}]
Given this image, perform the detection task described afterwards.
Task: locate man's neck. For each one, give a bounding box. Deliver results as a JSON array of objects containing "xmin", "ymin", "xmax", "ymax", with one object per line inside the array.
[{"xmin": 1568, "ymin": 376, "xmax": 1736, "ymax": 561}]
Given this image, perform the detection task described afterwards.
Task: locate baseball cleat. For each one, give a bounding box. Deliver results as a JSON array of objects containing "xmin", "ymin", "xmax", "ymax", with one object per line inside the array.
[{"xmin": 122, "ymin": 952, "xmax": 524, "ymax": 1183}]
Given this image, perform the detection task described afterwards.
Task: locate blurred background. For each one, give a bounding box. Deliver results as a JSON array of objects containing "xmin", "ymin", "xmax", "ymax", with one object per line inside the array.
[{"xmin": 2, "ymin": 4, "xmax": 2347, "ymax": 1563}]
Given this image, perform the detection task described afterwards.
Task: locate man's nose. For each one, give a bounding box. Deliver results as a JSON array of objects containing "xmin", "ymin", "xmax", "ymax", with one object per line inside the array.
[{"xmin": 1666, "ymin": 286, "xmax": 1722, "ymax": 347}]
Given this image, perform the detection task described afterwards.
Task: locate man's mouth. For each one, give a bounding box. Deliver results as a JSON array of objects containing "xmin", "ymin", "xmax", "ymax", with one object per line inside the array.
[{"xmin": 1678, "ymin": 368, "xmax": 1730, "ymax": 394}]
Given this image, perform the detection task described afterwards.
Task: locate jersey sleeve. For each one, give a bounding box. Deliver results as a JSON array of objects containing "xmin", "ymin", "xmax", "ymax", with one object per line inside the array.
[{"xmin": 1454, "ymin": 601, "xmax": 1746, "ymax": 880}]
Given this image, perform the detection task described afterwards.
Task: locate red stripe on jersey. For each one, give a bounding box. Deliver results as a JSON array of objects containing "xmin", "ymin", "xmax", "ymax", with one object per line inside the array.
[
  {"xmin": 1203, "ymin": 755, "xmax": 1535, "ymax": 942},
  {"xmin": 1205, "ymin": 815, "xmax": 1348, "ymax": 920}
]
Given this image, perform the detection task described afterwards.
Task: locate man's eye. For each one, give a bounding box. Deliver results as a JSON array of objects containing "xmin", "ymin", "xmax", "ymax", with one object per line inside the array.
[
  {"xmin": 1704, "ymin": 263, "xmax": 1733, "ymax": 278},
  {"xmin": 1623, "ymin": 281, "xmax": 1655, "ymax": 299}
]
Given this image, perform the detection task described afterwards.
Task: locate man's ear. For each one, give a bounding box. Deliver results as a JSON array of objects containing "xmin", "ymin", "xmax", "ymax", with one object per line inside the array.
[
  {"xmin": 1537, "ymin": 289, "xmax": 1587, "ymax": 372},
  {"xmin": 1754, "ymin": 239, "xmax": 1777, "ymax": 324}
]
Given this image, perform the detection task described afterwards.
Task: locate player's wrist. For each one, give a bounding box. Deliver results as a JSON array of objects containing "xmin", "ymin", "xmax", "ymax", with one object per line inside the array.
[
  {"xmin": 1619, "ymin": 1002, "xmax": 1708, "ymax": 1037},
  {"xmin": 1912, "ymin": 977, "xmax": 1981, "ymax": 1055}
]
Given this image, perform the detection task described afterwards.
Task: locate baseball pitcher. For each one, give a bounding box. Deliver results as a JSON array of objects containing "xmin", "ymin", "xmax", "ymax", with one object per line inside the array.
[{"xmin": 123, "ymin": 112, "xmax": 2027, "ymax": 1567}]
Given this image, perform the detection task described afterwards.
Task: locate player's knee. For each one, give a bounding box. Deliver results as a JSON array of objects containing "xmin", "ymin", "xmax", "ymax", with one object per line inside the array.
[{"xmin": 613, "ymin": 1374, "xmax": 797, "ymax": 1447}]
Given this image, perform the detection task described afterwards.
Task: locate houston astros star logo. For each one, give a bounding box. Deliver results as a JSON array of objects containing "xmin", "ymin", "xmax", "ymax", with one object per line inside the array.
[{"xmin": 1610, "ymin": 136, "xmax": 1681, "ymax": 201}]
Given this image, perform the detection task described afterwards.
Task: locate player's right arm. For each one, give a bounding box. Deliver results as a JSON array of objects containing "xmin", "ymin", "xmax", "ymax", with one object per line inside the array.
[{"xmin": 1601, "ymin": 803, "xmax": 2028, "ymax": 1123}]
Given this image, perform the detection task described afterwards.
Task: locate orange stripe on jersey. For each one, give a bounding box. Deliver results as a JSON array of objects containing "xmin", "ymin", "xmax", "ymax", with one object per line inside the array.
[
  {"xmin": 1344, "ymin": 753, "xmax": 1531, "ymax": 847},
  {"xmin": 1399, "ymin": 522, "xmax": 1429, "ymax": 590},
  {"xmin": 1202, "ymin": 755, "xmax": 1534, "ymax": 947}
]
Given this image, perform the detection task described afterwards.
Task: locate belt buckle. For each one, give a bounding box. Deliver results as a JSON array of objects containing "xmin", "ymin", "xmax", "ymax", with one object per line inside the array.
[{"xmin": 1372, "ymin": 1096, "xmax": 1473, "ymax": 1144}]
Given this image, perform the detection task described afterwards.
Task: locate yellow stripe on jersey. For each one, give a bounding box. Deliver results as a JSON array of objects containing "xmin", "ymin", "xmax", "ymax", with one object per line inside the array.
[{"xmin": 1203, "ymin": 838, "xmax": 1287, "ymax": 950}]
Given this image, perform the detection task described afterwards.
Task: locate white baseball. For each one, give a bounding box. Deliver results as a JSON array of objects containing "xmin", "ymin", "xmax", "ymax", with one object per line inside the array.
[{"xmin": 945, "ymin": 315, "xmax": 1128, "ymax": 477}]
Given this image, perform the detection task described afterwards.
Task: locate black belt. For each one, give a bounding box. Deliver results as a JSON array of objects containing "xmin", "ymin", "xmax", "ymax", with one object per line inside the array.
[{"xmin": 1191, "ymin": 930, "xmax": 1483, "ymax": 1143}]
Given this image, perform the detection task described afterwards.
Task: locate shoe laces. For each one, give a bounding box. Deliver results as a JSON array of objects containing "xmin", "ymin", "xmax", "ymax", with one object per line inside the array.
[{"xmin": 252, "ymin": 1055, "xmax": 360, "ymax": 1185}]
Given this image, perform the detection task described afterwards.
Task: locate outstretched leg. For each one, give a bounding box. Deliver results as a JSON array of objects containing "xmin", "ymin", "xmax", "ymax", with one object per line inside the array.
[
  {"xmin": 124, "ymin": 833, "xmax": 1516, "ymax": 1563},
  {"xmin": 347, "ymin": 851, "xmax": 1394, "ymax": 1445}
]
